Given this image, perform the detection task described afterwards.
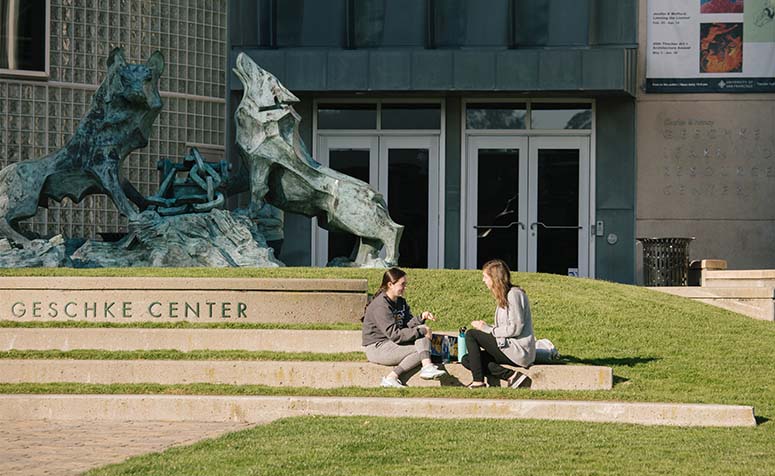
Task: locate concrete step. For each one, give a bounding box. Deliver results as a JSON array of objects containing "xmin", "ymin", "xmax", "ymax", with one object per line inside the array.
[
  {"xmin": 652, "ymin": 287, "xmax": 775, "ymax": 321},
  {"xmin": 0, "ymin": 394, "xmax": 755, "ymax": 427},
  {"xmin": 0, "ymin": 328, "xmax": 364, "ymax": 353},
  {"xmin": 0, "ymin": 277, "xmax": 367, "ymax": 325},
  {"xmin": 703, "ymin": 269, "xmax": 775, "ymax": 288},
  {"xmin": 0, "ymin": 359, "xmax": 612, "ymax": 391}
]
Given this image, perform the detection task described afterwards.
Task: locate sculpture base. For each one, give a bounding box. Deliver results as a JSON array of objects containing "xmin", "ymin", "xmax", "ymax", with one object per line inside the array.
[
  {"xmin": 72, "ymin": 209, "xmax": 283, "ymax": 268},
  {"xmin": 0, "ymin": 235, "xmax": 69, "ymax": 268},
  {"xmin": 0, "ymin": 209, "xmax": 283, "ymax": 268}
]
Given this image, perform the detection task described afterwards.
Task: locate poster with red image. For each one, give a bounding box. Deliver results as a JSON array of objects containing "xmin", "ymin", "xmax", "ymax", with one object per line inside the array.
[{"xmin": 647, "ymin": 0, "xmax": 775, "ymax": 92}]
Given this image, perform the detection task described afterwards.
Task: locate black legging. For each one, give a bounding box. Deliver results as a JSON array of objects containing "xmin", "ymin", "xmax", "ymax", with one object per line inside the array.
[{"xmin": 461, "ymin": 329, "xmax": 518, "ymax": 382}]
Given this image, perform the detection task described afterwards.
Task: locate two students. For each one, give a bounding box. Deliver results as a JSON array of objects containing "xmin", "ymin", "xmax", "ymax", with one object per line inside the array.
[{"xmin": 362, "ymin": 259, "xmax": 535, "ymax": 388}]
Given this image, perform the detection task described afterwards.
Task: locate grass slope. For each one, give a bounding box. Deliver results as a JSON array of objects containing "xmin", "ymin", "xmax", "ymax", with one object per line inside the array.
[{"xmin": 1, "ymin": 267, "xmax": 773, "ymax": 474}]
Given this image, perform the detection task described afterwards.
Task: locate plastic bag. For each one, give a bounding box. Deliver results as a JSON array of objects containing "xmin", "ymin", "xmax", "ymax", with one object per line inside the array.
[{"xmin": 534, "ymin": 338, "xmax": 560, "ymax": 364}]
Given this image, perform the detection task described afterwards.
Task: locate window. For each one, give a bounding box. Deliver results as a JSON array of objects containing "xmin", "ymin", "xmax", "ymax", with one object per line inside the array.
[
  {"xmin": 381, "ymin": 104, "xmax": 440, "ymax": 130},
  {"xmin": 434, "ymin": 0, "xmax": 509, "ymax": 47},
  {"xmin": 531, "ymin": 103, "xmax": 592, "ymax": 130},
  {"xmin": 317, "ymin": 102, "xmax": 442, "ymax": 131},
  {"xmin": 317, "ymin": 104, "xmax": 377, "ymax": 130},
  {"xmin": 354, "ymin": 0, "xmax": 425, "ymax": 48},
  {"xmin": 0, "ymin": 0, "xmax": 48, "ymax": 76},
  {"xmin": 277, "ymin": 0, "xmax": 345, "ymax": 47},
  {"xmin": 465, "ymin": 103, "xmax": 527, "ymax": 130}
]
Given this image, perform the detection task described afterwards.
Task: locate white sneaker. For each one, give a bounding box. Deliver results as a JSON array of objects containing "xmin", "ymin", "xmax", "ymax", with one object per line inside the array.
[
  {"xmin": 381, "ymin": 376, "xmax": 406, "ymax": 388},
  {"xmin": 419, "ymin": 364, "xmax": 447, "ymax": 380}
]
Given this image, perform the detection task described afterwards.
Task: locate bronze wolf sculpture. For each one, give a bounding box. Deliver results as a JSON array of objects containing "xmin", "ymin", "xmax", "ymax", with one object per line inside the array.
[
  {"xmin": 232, "ymin": 53, "xmax": 403, "ymax": 267},
  {"xmin": 0, "ymin": 48, "xmax": 164, "ymax": 246}
]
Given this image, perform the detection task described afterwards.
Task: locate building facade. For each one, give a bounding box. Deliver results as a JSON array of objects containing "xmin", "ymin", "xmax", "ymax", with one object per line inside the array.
[
  {"xmin": 0, "ymin": 0, "xmax": 227, "ymax": 239},
  {"xmin": 635, "ymin": 0, "xmax": 775, "ymax": 276},
  {"xmin": 228, "ymin": 0, "xmax": 638, "ymax": 282},
  {"xmin": 5, "ymin": 1, "xmax": 770, "ymax": 282}
]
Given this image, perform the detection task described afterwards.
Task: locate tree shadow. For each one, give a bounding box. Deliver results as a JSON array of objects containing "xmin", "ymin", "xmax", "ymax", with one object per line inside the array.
[{"xmin": 559, "ymin": 355, "xmax": 659, "ymax": 367}]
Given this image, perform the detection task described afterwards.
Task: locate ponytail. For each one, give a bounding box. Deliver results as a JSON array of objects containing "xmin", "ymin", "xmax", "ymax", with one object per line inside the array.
[{"xmin": 361, "ymin": 267, "xmax": 407, "ymax": 321}]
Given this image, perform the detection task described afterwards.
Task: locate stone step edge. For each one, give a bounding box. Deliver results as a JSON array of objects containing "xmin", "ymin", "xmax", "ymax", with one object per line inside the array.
[
  {"xmin": 0, "ymin": 328, "xmax": 364, "ymax": 353},
  {"xmin": 652, "ymin": 287, "xmax": 775, "ymax": 298},
  {"xmin": 0, "ymin": 394, "xmax": 756, "ymax": 428},
  {"xmin": 0, "ymin": 359, "xmax": 613, "ymax": 391},
  {"xmin": 0, "ymin": 276, "xmax": 368, "ymax": 292},
  {"xmin": 705, "ymin": 269, "xmax": 775, "ymax": 280},
  {"xmin": 650, "ymin": 287, "xmax": 775, "ymax": 321}
]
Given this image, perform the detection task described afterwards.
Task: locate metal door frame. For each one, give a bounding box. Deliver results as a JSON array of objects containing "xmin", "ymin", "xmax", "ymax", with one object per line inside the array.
[{"xmin": 463, "ymin": 135, "xmax": 592, "ymax": 276}]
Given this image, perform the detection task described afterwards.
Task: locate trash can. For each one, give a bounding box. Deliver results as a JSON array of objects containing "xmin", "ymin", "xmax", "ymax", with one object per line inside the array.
[{"xmin": 637, "ymin": 237, "xmax": 695, "ymax": 286}]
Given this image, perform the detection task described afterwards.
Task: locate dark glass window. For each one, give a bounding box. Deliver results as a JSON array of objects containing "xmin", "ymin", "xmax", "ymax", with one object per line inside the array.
[
  {"xmin": 277, "ymin": 0, "xmax": 345, "ymax": 47},
  {"xmin": 354, "ymin": 0, "xmax": 425, "ymax": 47},
  {"xmin": 476, "ymin": 149, "xmax": 520, "ymax": 270},
  {"xmin": 318, "ymin": 104, "xmax": 377, "ymax": 130},
  {"xmin": 435, "ymin": 0, "xmax": 509, "ymax": 47},
  {"xmin": 536, "ymin": 149, "xmax": 580, "ymax": 275},
  {"xmin": 531, "ymin": 103, "xmax": 592, "ymax": 130},
  {"xmin": 514, "ymin": 0, "xmax": 589, "ymax": 47},
  {"xmin": 0, "ymin": 0, "xmax": 46, "ymax": 72},
  {"xmin": 381, "ymin": 104, "xmax": 441, "ymax": 130},
  {"xmin": 466, "ymin": 103, "xmax": 527, "ymax": 130},
  {"xmin": 328, "ymin": 149, "xmax": 371, "ymax": 260},
  {"xmin": 388, "ymin": 149, "xmax": 429, "ymax": 268}
]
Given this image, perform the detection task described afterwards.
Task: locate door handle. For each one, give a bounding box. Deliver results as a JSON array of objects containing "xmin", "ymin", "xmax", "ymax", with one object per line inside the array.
[
  {"xmin": 474, "ymin": 221, "xmax": 525, "ymax": 238},
  {"xmin": 529, "ymin": 222, "xmax": 583, "ymax": 230}
]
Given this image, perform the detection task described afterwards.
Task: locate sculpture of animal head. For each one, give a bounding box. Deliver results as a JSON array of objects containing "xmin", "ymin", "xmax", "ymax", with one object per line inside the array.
[
  {"xmin": 232, "ymin": 53, "xmax": 301, "ymax": 156},
  {"xmin": 89, "ymin": 47, "xmax": 165, "ymax": 151}
]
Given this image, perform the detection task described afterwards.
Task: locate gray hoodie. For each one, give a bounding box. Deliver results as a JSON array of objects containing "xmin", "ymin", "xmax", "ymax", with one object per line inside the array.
[{"xmin": 362, "ymin": 294, "xmax": 426, "ymax": 347}]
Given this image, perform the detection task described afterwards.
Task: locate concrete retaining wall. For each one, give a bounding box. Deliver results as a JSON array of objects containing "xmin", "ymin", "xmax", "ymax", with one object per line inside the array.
[{"xmin": 0, "ymin": 277, "xmax": 367, "ymax": 324}]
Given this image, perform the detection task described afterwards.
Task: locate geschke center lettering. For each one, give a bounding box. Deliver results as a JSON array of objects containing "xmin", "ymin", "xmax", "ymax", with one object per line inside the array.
[{"xmin": 9, "ymin": 300, "xmax": 248, "ymax": 319}]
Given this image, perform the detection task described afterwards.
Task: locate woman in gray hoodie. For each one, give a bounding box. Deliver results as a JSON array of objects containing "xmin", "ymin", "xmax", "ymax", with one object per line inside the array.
[
  {"xmin": 462, "ymin": 259, "xmax": 536, "ymax": 388},
  {"xmin": 362, "ymin": 267, "xmax": 447, "ymax": 387}
]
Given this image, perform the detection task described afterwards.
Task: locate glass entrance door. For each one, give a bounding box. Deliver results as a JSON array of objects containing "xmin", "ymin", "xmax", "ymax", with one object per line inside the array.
[
  {"xmin": 317, "ymin": 135, "xmax": 439, "ymax": 268},
  {"xmin": 527, "ymin": 137, "xmax": 590, "ymax": 276},
  {"xmin": 465, "ymin": 137, "xmax": 528, "ymax": 271},
  {"xmin": 379, "ymin": 137, "xmax": 440, "ymax": 269},
  {"xmin": 466, "ymin": 136, "xmax": 590, "ymax": 276}
]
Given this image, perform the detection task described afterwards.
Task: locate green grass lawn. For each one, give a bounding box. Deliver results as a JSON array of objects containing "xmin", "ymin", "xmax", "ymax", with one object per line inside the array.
[
  {"xmin": 84, "ymin": 416, "xmax": 773, "ymax": 476},
  {"xmin": 2, "ymin": 267, "xmax": 774, "ymax": 474}
]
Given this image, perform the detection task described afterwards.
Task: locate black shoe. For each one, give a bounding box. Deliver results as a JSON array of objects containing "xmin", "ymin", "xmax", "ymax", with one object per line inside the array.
[{"xmin": 508, "ymin": 371, "xmax": 531, "ymax": 389}]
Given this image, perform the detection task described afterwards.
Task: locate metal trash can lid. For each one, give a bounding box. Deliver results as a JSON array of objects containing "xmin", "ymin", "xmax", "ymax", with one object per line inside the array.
[{"xmin": 636, "ymin": 237, "xmax": 695, "ymax": 243}]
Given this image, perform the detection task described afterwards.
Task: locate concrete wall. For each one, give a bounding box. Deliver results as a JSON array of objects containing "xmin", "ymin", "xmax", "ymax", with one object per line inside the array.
[{"xmin": 636, "ymin": 0, "xmax": 775, "ymax": 276}]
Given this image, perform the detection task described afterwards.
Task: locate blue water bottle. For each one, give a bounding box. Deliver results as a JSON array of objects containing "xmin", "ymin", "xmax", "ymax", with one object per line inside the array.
[
  {"xmin": 441, "ymin": 336, "xmax": 450, "ymax": 363},
  {"xmin": 457, "ymin": 326, "xmax": 467, "ymax": 362}
]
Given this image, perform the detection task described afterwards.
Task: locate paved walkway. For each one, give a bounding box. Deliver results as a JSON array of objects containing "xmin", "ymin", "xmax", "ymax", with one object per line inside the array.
[{"xmin": 0, "ymin": 419, "xmax": 259, "ymax": 476}]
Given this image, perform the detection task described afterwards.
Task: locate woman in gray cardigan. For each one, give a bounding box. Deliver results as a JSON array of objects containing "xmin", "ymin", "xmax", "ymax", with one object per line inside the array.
[
  {"xmin": 462, "ymin": 259, "xmax": 536, "ymax": 388},
  {"xmin": 362, "ymin": 267, "xmax": 447, "ymax": 387}
]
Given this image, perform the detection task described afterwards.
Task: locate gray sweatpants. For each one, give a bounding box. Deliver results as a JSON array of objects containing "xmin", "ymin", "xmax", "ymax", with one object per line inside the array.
[{"xmin": 364, "ymin": 338, "xmax": 431, "ymax": 377}]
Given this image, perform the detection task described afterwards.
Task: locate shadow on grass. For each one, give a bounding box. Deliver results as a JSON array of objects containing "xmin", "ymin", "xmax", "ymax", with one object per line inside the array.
[
  {"xmin": 755, "ymin": 415, "xmax": 770, "ymax": 425},
  {"xmin": 560, "ymin": 355, "xmax": 659, "ymax": 367},
  {"xmin": 612, "ymin": 375, "xmax": 629, "ymax": 385}
]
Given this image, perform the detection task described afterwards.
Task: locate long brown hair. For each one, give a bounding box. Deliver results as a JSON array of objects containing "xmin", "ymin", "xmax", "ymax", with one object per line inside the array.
[
  {"xmin": 483, "ymin": 259, "xmax": 516, "ymax": 308},
  {"xmin": 362, "ymin": 267, "xmax": 406, "ymax": 321}
]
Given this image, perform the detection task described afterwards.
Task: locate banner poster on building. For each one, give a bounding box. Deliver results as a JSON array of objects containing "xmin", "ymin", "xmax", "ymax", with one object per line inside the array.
[{"xmin": 647, "ymin": 0, "xmax": 775, "ymax": 92}]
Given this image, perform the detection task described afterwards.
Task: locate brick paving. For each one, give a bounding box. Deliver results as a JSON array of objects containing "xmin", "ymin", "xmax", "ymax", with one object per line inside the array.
[{"xmin": 0, "ymin": 419, "xmax": 260, "ymax": 476}]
